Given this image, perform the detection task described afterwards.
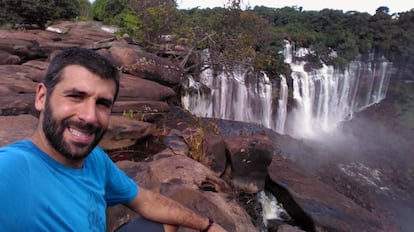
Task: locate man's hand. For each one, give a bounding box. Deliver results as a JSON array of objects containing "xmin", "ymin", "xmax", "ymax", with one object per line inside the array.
[
  {"xmin": 208, "ymin": 222, "xmax": 227, "ymax": 232},
  {"xmin": 126, "ymin": 187, "xmax": 228, "ymax": 231}
]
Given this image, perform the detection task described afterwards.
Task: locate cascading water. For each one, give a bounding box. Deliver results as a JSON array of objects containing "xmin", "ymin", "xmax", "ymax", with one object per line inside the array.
[
  {"xmin": 275, "ymin": 75, "xmax": 288, "ymax": 134},
  {"xmin": 285, "ymin": 41, "xmax": 393, "ymax": 138},
  {"xmin": 182, "ymin": 50, "xmax": 274, "ymax": 128},
  {"xmin": 257, "ymin": 190, "xmax": 291, "ymax": 231},
  {"xmin": 181, "ymin": 43, "xmax": 393, "ymax": 139}
]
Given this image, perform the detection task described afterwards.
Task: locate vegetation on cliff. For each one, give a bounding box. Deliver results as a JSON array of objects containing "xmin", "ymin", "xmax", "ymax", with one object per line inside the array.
[
  {"xmin": 0, "ymin": 0, "xmax": 413, "ymax": 79},
  {"xmin": 0, "ymin": 0, "xmax": 90, "ymax": 28}
]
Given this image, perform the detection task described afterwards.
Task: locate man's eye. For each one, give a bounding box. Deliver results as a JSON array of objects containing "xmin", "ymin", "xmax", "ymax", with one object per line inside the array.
[
  {"xmin": 97, "ymin": 100, "xmax": 112, "ymax": 108},
  {"xmin": 68, "ymin": 94, "xmax": 82, "ymax": 99}
]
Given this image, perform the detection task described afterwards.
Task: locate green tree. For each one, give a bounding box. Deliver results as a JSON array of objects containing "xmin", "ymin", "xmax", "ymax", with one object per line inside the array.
[
  {"xmin": 91, "ymin": 0, "xmax": 126, "ymax": 22},
  {"xmin": 92, "ymin": 0, "xmax": 181, "ymax": 50},
  {"xmin": 0, "ymin": 0, "xmax": 80, "ymax": 28}
]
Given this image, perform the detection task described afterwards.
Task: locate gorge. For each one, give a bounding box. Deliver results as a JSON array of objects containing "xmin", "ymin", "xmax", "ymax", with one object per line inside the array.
[{"xmin": 182, "ymin": 41, "xmax": 414, "ymax": 232}]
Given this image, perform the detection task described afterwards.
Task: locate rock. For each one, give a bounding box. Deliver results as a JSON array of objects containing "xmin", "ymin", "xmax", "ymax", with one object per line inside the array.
[
  {"xmin": 112, "ymin": 100, "xmax": 170, "ymax": 122},
  {"xmin": 21, "ymin": 60, "xmax": 49, "ymax": 71},
  {"xmin": 67, "ymin": 27, "xmax": 116, "ymax": 44},
  {"xmin": 0, "ymin": 30, "xmax": 44, "ymax": 59},
  {"xmin": 225, "ymin": 135, "xmax": 274, "ymax": 193},
  {"xmin": 266, "ymin": 155, "xmax": 396, "ymax": 232},
  {"xmin": 0, "ymin": 94, "xmax": 36, "ymax": 116},
  {"xmin": 0, "ymin": 114, "xmax": 38, "ymax": 146},
  {"xmin": 0, "ymin": 65, "xmax": 41, "ymax": 93},
  {"xmin": 162, "ymin": 129, "xmax": 189, "ymax": 156},
  {"xmin": 118, "ymin": 73, "xmax": 176, "ymax": 101},
  {"xmin": 0, "ymin": 50, "xmax": 20, "ymax": 65},
  {"xmin": 203, "ymin": 134, "xmax": 227, "ymax": 176},
  {"xmin": 109, "ymin": 46, "xmax": 183, "ymax": 86},
  {"xmin": 108, "ymin": 155, "xmax": 257, "ymax": 232},
  {"xmin": 276, "ymin": 224, "xmax": 306, "ymax": 232},
  {"xmin": 99, "ymin": 116, "xmax": 153, "ymax": 151}
]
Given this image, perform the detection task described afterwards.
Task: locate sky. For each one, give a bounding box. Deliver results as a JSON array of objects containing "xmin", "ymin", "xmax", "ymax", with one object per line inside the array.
[{"xmin": 177, "ymin": 0, "xmax": 412, "ymax": 15}]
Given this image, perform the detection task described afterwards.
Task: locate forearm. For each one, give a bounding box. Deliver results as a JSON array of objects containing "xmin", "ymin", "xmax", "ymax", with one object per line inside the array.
[{"xmin": 126, "ymin": 188, "xmax": 211, "ymax": 230}]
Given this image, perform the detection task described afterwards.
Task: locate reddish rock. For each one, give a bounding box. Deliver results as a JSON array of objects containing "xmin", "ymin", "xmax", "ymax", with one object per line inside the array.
[
  {"xmin": 118, "ymin": 73, "xmax": 176, "ymax": 101},
  {"xmin": 0, "ymin": 94, "xmax": 36, "ymax": 116},
  {"xmin": 276, "ymin": 224, "xmax": 305, "ymax": 232},
  {"xmin": 21, "ymin": 60, "xmax": 49, "ymax": 71},
  {"xmin": 203, "ymin": 134, "xmax": 227, "ymax": 176},
  {"xmin": 266, "ymin": 155, "xmax": 397, "ymax": 232},
  {"xmin": 109, "ymin": 46, "xmax": 183, "ymax": 86},
  {"xmin": 0, "ymin": 30, "xmax": 44, "ymax": 59},
  {"xmin": 161, "ymin": 129, "xmax": 189, "ymax": 157},
  {"xmin": 0, "ymin": 50, "xmax": 20, "ymax": 65},
  {"xmin": 0, "ymin": 65, "xmax": 41, "ymax": 94},
  {"xmin": 99, "ymin": 116, "xmax": 153, "ymax": 151},
  {"xmin": 225, "ymin": 135, "xmax": 274, "ymax": 193},
  {"xmin": 112, "ymin": 100, "xmax": 170, "ymax": 122},
  {"xmin": 108, "ymin": 155, "xmax": 257, "ymax": 232},
  {"xmin": 0, "ymin": 114, "xmax": 37, "ymax": 146}
]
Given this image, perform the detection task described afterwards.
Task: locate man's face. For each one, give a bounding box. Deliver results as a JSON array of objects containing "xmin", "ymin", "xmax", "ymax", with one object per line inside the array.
[{"xmin": 37, "ymin": 65, "xmax": 116, "ymax": 162}]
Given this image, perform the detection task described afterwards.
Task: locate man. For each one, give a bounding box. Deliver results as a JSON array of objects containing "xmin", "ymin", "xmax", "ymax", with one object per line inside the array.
[{"xmin": 0, "ymin": 48, "xmax": 226, "ymax": 232}]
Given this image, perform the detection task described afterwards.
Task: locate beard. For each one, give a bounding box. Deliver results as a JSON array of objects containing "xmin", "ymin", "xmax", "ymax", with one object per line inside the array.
[{"xmin": 42, "ymin": 99, "xmax": 106, "ymax": 161}]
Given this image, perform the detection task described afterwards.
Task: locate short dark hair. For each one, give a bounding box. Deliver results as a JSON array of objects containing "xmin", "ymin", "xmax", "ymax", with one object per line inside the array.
[{"xmin": 43, "ymin": 47, "xmax": 120, "ymax": 101}]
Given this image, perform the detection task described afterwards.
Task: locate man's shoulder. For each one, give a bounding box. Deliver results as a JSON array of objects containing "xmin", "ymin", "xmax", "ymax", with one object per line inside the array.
[
  {"xmin": 0, "ymin": 139, "xmax": 33, "ymax": 154},
  {"xmin": 0, "ymin": 140, "xmax": 34, "ymax": 171},
  {"xmin": 0, "ymin": 140, "xmax": 33, "ymax": 156}
]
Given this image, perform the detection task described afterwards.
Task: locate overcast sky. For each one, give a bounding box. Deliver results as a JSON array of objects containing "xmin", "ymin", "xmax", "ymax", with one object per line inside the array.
[{"xmin": 177, "ymin": 0, "xmax": 412, "ymax": 15}]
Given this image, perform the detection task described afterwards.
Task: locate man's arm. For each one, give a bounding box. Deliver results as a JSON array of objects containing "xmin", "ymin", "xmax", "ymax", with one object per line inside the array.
[{"xmin": 125, "ymin": 187, "xmax": 227, "ymax": 232}]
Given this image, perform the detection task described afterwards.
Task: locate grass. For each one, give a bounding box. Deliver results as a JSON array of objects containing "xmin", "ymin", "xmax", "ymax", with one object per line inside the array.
[
  {"xmin": 122, "ymin": 109, "xmax": 147, "ymax": 121},
  {"xmin": 185, "ymin": 128, "xmax": 205, "ymax": 163}
]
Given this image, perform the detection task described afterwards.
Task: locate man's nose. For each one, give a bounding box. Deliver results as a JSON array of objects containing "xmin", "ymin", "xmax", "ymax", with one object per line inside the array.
[{"xmin": 78, "ymin": 100, "xmax": 98, "ymax": 124}]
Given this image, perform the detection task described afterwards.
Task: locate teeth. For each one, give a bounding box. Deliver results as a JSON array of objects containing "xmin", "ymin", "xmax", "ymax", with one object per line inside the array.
[{"xmin": 69, "ymin": 128, "xmax": 89, "ymax": 137}]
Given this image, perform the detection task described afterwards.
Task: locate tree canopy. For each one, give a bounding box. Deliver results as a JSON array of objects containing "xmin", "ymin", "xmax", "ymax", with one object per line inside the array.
[
  {"xmin": 0, "ymin": 0, "xmax": 413, "ymax": 79},
  {"xmin": 0, "ymin": 0, "xmax": 82, "ymax": 28}
]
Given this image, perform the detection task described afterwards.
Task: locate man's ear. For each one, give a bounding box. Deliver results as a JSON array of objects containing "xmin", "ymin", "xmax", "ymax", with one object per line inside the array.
[{"xmin": 34, "ymin": 83, "xmax": 47, "ymax": 111}]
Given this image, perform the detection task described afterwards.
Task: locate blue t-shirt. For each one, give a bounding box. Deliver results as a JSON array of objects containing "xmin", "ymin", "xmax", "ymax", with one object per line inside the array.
[{"xmin": 0, "ymin": 140, "xmax": 138, "ymax": 232}]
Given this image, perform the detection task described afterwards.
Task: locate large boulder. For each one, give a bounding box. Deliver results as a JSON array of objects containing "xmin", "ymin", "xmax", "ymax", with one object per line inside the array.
[
  {"xmin": 266, "ymin": 155, "xmax": 397, "ymax": 232},
  {"xmin": 108, "ymin": 46, "xmax": 183, "ymax": 86},
  {"xmin": 118, "ymin": 73, "xmax": 176, "ymax": 101},
  {"xmin": 0, "ymin": 50, "xmax": 20, "ymax": 65},
  {"xmin": 107, "ymin": 155, "xmax": 257, "ymax": 232},
  {"xmin": 225, "ymin": 135, "xmax": 274, "ymax": 193},
  {"xmin": 99, "ymin": 116, "xmax": 153, "ymax": 151},
  {"xmin": 202, "ymin": 134, "xmax": 227, "ymax": 176},
  {"xmin": 0, "ymin": 64, "xmax": 40, "ymax": 116},
  {"xmin": 0, "ymin": 65, "xmax": 40, "ymax": 93},
  {"xmin": 0, "ymin": 30, "xmax": 44, "ymax": 59}
]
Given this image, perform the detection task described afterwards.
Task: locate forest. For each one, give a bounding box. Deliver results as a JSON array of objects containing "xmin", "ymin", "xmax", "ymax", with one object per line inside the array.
[{"xmin": 0, "ymin": 0, "xmax": 413, "ymax": 79}]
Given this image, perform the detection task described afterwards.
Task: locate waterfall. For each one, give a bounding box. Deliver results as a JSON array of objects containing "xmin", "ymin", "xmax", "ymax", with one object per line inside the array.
[
  {"xmin": 257, "ymin": 190, "xmax": 291, "ymax": 231},
  {"xmin": 182, "ymin": 52, "xmax": 274, "ymax": 128},
  {"xmin": 275, "ymin": 75, "xmax": 288, "ymax": 134},
  {"xmin": 181, "ymin": 45, "xmax": 393, "ymax": 139},
  {"xmin": 282, "ymin": 41, "xmax": 393, "ymax": 138}
]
